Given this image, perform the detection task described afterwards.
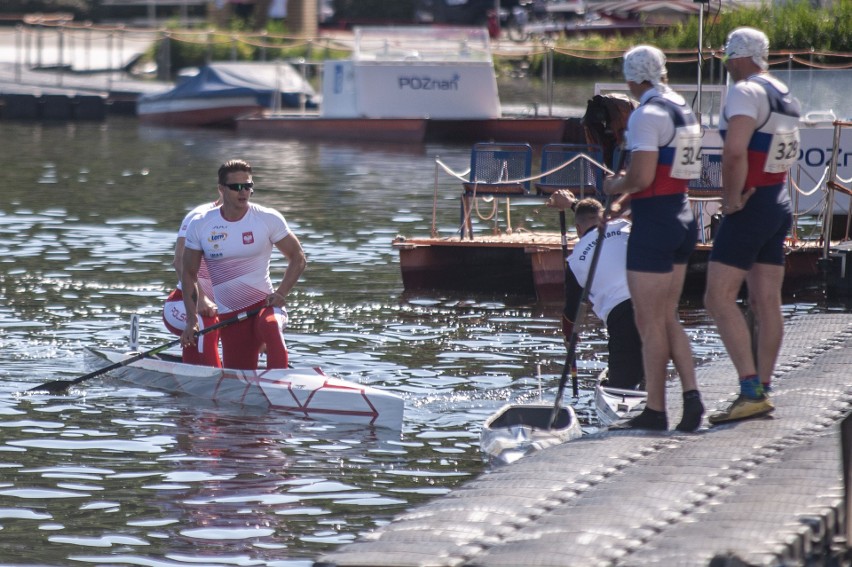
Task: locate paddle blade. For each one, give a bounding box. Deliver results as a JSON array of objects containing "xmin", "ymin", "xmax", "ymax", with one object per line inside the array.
[
  {"xmin": 27, "ymin": 380, "xmax": 74, "ymax": 395},
  {"xmin": 27, "ymin": 346, "xmax": 154, "ymax": 394},
  {"xmin": 26, "ymin": 307, "xmax": 261, "ymax": 395}
]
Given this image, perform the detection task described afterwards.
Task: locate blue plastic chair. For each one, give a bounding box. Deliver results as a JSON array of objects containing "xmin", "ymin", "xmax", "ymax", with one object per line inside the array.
[
  {"xmin": 462, "ymin": 142, "xmax": 533, "ymax": 196},
  {"xmin": 460, "ymin": 142, "xmax": 533, "ymax": 239},
  {"xmin": 535, "ymin": 143, "xmax": 604, "ymax": 200}
]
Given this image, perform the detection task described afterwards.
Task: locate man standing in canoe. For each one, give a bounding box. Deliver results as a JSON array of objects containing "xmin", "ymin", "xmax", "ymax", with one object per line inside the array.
[
  {"xmin": 602, "ymin": 45, "xmax": 704, "ymax": 432},
  {"xmin": 546, "ymin": 193, "xmax": 644, "ymax": 391},
  {"xmin": 163, "ymin": 196, "xmax": 222, "ymax": 367},
  {"xmin": 705, "ymin": 27, "xmax": 800, "ymax": 424},
  {"xmin": 180, "ymin": 159, "xmax": 307, "ymax": 370}
]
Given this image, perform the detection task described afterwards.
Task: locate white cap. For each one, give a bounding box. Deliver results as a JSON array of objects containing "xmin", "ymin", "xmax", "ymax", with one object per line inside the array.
[
  {"xmin": 725, "ymin": 27, "xmax": 769, "ymax": 71},
  {"xmin": 623, "ymin": 45, "xmax": 668, "ymax": 89}
]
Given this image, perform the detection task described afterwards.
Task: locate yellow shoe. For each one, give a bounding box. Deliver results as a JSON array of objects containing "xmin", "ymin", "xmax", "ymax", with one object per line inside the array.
[{"xmin": 708, "ymin": 395, "xmax": 775, "ymax": 424}]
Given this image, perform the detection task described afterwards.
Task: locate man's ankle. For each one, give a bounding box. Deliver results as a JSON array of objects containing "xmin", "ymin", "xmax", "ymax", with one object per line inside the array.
[{"xmin": 739, "ymin": 375, "xmax": 764, "ymax": 399}]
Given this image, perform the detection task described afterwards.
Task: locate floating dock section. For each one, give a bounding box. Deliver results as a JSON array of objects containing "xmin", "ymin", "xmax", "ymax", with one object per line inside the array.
[
  {"xmin": 316, "ymin": 313, "xmax": 852, "ymax": 567},
  {"xmin": 0, "ymin": 60, "xmax": 168, "ymax": 120},
  {"xmin": 1, "ymin": 88, "xmax": 108, "ymax": 120}
]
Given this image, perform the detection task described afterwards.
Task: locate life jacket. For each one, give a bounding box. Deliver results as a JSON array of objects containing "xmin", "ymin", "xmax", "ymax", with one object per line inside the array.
[
  {"xmin": 720, "ymin": 75, "xmax": 801, "ymax": 188},
  {"xmin": 633, "ymin": 95, "xmax": 702, "ymax": 200}
]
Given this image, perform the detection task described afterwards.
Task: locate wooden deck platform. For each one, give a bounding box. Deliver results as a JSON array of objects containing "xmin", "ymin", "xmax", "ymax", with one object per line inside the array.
[
  {"xmin": 393, "ymin": 232, "xmax": 826, "ymax": 302},
  {"xmin": 315, "ymin": 312, "xmax": 852, "ymax": 566}
]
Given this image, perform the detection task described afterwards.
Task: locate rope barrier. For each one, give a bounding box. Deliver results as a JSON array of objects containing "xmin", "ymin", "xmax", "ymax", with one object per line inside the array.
[
  {"xmin": 473, "ymin": 189, "xmax": 499, "ymax": 222},
  {"xmin": 791, "ymin": 166, "xmax": 830, "ymax": 197},
  {"xmin": 439, "ymin": 152, "xmax": 615, "ymax": 238},
  {"xmin": 437, "ymin": 152, "xmax": 614, "ymax": 190},
  {"xmin": 438, "ymin": 150, "xmax": 839, "ymax": 240},
  {"xmin": 18, "ymin": 21, "xmax": 852, "ymax": 70}
]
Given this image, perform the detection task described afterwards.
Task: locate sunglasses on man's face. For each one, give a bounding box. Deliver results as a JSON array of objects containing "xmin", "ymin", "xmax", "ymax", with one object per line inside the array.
[{"xmin": 223, "ymin": 182, "xmax": 254, "ymax": 192}]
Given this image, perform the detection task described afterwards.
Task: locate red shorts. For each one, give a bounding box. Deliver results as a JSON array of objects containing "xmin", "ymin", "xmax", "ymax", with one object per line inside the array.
[
  {"xmin": 219, "ymin": 300, "xmax": 289, "ymax": 370},
  {"xmin": 163, "ymin": 288, "xmax": 221, "ymax": 367}
]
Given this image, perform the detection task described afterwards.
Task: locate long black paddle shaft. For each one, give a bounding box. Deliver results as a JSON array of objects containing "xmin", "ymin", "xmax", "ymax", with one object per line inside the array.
[
  {"xmin": 559, "ymin": 210, "xmax": 570, "ymax": 279},
  {"xmin": 559, "ymin": 210, "xmax": 579, "ymax": 400},
  {"xmin": 29, "ymin": 306, "xmax": 264, "ymax": 394},
  {"xmin": 549, "ymin": 197, "xmax": 613, "ymax": 428}
]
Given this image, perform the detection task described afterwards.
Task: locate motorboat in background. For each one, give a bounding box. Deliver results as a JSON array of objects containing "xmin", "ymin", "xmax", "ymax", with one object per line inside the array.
[{"xmin": 137, "ymin": 61, "xmax": 317, "ymax": 127}]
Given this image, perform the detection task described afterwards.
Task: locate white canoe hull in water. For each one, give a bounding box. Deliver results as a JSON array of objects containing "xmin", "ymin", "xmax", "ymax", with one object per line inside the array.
[
  {"xmin": 480, "ymin": 403, "xmax": 583, "ymax": 465},
  {"xmin": 594, "ymin": 381, "xmax": 647, "ymax": 427},
  {"xmin": 86, "ymin": 348, "xmax": 404, "ymax": 430}
]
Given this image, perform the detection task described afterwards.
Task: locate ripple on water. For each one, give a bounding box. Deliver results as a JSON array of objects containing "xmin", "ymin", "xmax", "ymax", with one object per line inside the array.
[
  {"xmin": 8, "ymin": 436, "xmax": 175, "ymax": 453},
  {"xmin": 0, "ymin": 487, "xmax": 91, "ymax": 499},
  {"xmin": 179, "ymin": 527, "xmax": 276, "ymax": 540},
  {"xmin": 0, "ymin": 507, "xmax": 53, "ymax": 519},
  {"xmin": 48, "ymin": 534, "xmax": 150, "ymax": 547}
]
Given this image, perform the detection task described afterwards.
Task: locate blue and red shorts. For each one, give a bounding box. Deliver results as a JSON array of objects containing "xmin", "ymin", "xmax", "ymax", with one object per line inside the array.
[
  {"xmin": 709, "ymin": 183, "xmax": 792, "ymax": 269},
  {"xmin": 627, "ymin": 194, "xmax": 697, "ymax": 273}
]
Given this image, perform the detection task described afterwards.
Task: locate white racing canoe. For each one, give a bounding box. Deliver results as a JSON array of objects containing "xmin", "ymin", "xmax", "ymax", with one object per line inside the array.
[
  {"xmin": 594, "ymin": 380, "xmax": 647, "ymax": 427},
  {"xmin": 86, "ymin": 348, "xmax": 405, "ymax": 430},
  {"xmin": 480, "ymin": 403, "xmax": 583, "ymax": 466}
]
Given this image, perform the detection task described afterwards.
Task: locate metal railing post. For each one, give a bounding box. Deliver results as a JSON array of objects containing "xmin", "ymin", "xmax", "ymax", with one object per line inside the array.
[{"xmin": 824, "ymin": 121, "xmax": 843, "ymax": 259}]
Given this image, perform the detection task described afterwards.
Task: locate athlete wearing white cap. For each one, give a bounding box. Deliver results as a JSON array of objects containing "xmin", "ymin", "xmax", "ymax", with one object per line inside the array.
[
  {"xmin": 603, "ymin": 44, "xmax": 704, "ymax": 432},
  {"xmin": 705, "ymin": 27, "xmax": 801, "ymax": 424},
  {"xmin": 622, "ymin": 44, "xmax": 669, "ymax": 91},
  {"xmin": 723, "ymin": 26, "xmax": 769, "ymax": 70}
]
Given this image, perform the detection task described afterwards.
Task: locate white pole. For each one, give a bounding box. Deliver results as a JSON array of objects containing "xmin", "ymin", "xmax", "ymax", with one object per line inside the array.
[{"xmin": 696, "ymin": 0, "xmax": 704, "ymax": 120}]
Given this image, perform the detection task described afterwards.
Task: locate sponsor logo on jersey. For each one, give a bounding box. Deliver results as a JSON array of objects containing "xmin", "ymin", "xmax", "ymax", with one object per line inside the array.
[{"xmin": 208, "ymin": 230, "xmax": 227, "ymax": 243}]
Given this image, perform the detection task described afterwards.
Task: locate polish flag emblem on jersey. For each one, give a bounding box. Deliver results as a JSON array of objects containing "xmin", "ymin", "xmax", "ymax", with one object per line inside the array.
[{"xmin": 242, "ymin": 232, "xmax": 254, "ymax": 245}]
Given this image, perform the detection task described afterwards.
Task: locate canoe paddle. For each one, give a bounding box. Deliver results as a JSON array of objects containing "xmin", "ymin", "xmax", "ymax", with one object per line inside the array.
[
  {"xmin": 28, "ymin": 306, "xmax": 264, "ymax": 394},
  {"xmin": 549, "ymin": 195, "xmax": 615, "ymax": 429},
  {"xmin": 558, "ymin": 209, "xmax": 580, "ymax": 402}
]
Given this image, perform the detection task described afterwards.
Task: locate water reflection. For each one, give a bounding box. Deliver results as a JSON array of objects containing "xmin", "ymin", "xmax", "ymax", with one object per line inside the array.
[{"xmin": 0, "ymin": 118, "xmax": 828, "ymax": 565}]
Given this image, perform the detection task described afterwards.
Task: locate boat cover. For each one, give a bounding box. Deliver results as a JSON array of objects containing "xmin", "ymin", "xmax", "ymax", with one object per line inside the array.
[{"xmin": 139, "ymin": 62, "xmax": 317, "ymax": 109}]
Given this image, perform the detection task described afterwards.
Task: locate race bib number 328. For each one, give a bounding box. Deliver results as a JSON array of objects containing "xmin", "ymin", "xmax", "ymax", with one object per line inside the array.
[{"xmin": 764, "ymin": 130, "xmax": 799, "ymax": 173}]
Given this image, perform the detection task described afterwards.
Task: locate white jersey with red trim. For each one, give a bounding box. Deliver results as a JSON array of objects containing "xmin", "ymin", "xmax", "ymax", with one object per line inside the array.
[
  {"xmin": 184, "ymin": 203, "xmax": 291, "ymax": 314},
  {"xmin": 176, "ymin": 201, "xmax": 218, "ymax": 298}
]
